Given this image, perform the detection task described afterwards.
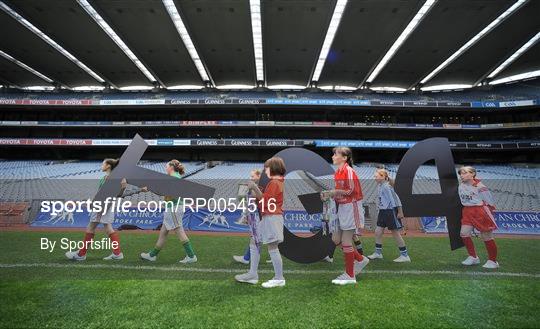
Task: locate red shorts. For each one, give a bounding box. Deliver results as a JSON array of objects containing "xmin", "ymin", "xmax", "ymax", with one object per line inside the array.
[{"xmin": 461, "ymin": 205, "xmax": 498, "ymax": 232}]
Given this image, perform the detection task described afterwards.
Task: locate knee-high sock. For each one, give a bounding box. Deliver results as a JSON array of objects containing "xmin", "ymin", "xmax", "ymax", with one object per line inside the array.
[
  {"xmin": 484, "ymin": 239, "xmax": 497, "ymax": 262},
  {"xmin": 183, "ymin": 241, "xmax": 195, "ymax": 258},
  {"xmin": 375, "ymin": 243, "xmax": 383, "ymax": 255},
  {"xmin": 149, "ymin": 247, "xmax": 161, "ymax": 257},
  {"xmin": 248, "ymin": 243, "xmax": 260, "ymax": 276},
  {"xmin": 461, "ymin": 236, "xmax": 477, "ymax": 258},
  {"xmin": 243, "ymin": 245, "xmax": 251, "ymax": 261},
  {"xmin": 269, "ymin": 248, "xmax": 284, "ymax": 280},
  {"xmin": 342, "ymin": 245, "xmax": 355, "ymax": 277},
  {"xmin": 108, "ymin": 232, "xmax": 121, "ymax": 255},
  {"xmin": 398, "ymin": 246, "xmax": 408, "ymax": 257},
  {"xmin": 78, "ymin": 233, "xmax": 94, "ymax": 256}
]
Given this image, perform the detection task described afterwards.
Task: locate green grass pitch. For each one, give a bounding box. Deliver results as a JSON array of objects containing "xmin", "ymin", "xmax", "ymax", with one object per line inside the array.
[{"xmin": 0, "ymin": 230, "xmax": 538, "ymax": 328}]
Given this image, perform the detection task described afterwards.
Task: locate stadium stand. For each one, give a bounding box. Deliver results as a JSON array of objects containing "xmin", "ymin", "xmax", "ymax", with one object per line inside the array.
[
  {"xmin": 1, "ymin": 80, "xmax": 539, "ymax": 103},
  {"xmin": 0, "ymin": 161, "xmax": 537, "ymax": 214}
]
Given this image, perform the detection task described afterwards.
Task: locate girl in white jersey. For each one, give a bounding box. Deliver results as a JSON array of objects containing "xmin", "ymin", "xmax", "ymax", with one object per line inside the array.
[
  {"xmin": 458, "ymin": 166, "xmax": 499, "ymax": 269},
  {"xmin": 367, "ymin": 168, "xmax": 410, "ymax": 262}
]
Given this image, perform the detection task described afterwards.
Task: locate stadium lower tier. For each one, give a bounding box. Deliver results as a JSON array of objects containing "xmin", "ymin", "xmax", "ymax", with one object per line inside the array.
[{"xmin": 0, "ymin": 161, "xmax": 537, "ymax": 214}]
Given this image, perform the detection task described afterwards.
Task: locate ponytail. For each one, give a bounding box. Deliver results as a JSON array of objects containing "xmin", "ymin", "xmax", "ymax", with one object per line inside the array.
[
  {"xmin": 376, "ymin": 168, "xmax": 394, "ymax": 186},
  {"xmin": 167, "ymin": 159, "xmax": 185, "ymax": 175},
  {"xmin": 104, "ymin": 158, "xmax": 120, "ymax": 170}
]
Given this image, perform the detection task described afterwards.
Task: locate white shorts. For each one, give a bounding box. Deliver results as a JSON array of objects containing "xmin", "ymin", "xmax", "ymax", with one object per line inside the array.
[
  {"xmin": 163, "ymin": 206, "xmax": 184, "ymax": 230},
  {"xmin": 90, "ymin": 209, "xmax": 115, "ymax": 224},
  {"xmin": 335, "ymin": 200, "xmax": 364, "ymax": 233},
  {"xmin": 259, "ymin": 214, "xmax": 284, "ymax": 245}
]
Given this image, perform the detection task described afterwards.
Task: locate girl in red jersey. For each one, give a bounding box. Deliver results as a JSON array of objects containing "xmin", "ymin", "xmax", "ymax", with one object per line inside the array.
[
  {"xmin": 235, "ymin": 157, "xmax": 286, "ymax": 288},
  {"xmin": 458, "ymin": 166, "xmax": 499, "ymax": 269},
  {"xmin": 321, "ymin": 147, "xmax": 369, "ymax": 285}
]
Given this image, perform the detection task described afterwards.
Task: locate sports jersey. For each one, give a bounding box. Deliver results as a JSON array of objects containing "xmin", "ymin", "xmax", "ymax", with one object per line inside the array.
[
  {"xmin": 260, "ymin": 177, "xmax": 284, "ymax": 216},
  {"xmin": 333, "ymin": 163, "xmax": 363, "ymax": 204},
  {"xmin": 98, "ymin": 175, "xmax": 106, "ymax": 188},
  {"xmin": 378, "ymin": 181, "xmax": 402, "ymax": 210},
  {"xmin": 165, "ymin": 172, "xmax": 183, "ymax": 209},
  {"xmin": 459, "ymin": 179, "xmax": 495, "ymax": 207}
]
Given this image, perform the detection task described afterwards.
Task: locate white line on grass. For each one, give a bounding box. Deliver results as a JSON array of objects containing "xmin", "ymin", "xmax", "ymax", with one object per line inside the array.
[{"xmin": 0, "ymin": 263, "xmax": 538, "ymax": 278}]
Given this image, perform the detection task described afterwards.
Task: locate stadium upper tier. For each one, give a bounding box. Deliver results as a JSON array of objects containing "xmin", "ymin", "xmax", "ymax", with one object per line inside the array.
[
  {"xmin": 0, "ymin": 161, "xmax": 537, "ymax": 212},
  {"xmin": 0, "ymin": 80, "xmax": 539, "ymax": 106}
]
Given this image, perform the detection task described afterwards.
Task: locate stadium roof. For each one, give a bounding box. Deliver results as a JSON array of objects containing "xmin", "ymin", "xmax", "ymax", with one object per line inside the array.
[{"xmin": 0, "ymin": 0, "xmax": 539, "ymax": 91}]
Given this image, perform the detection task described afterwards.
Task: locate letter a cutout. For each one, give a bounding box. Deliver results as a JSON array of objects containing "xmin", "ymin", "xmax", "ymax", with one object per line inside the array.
[{"xmin": 394, "ymin": 138, "xmax": 464, "ymax": 250}]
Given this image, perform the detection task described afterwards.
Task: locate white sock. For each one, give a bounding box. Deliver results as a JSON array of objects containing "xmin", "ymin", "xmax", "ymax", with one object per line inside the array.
[
  {"xmin": 248, "ymin": 242, "xmax": 259, "ymax": 277},
  {"xmin": 269, "ymin": 248, "xmax": 284, "ymax": 280}
]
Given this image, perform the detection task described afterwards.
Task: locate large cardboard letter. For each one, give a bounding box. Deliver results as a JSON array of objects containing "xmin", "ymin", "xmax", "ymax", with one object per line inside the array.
[
  {"xmin": 394, "ymin": 138, "xmax": 463, "ymax": 250},
  {"xmin": 94, "ymin": 134, "xmax": 215, "ymax": 202}
]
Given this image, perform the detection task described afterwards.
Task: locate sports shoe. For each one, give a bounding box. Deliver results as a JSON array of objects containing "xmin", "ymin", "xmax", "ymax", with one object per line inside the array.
[
  {"xmin": 323, "ymin": 256, "xmax": 334, "ymax": 263},
  {"xmin": 65, "ymin": 250, "xmax": 86, "ymax": 261},
  {"xmin": 140, "ymin": 252, "xmax": 156, "ymax": 262},
  {"xmin": 331, "ymin": 273, "xmax": 356, "ymax": 285},
  {"xmin": 234, "ymin": 272, "xmax": 259, "ymax": 284},
  {"xmin": 233, "ymin": 255, "xmax": 249, "ymax": 264},
  {"xmin": 103, "ymin": 252, "xmax": 123, "ymax": 260},
  {"xmin": 179, "ymin": 255, "xmax": 198, "ymax": 264},
  {"xmin": 482, "ymin": 260, "xmax": 499, "ymax": 269},
  {"xmin": 261, "ymin": 279, "xmax": 286, "ymax": 288},
  {"xmin": 354, "ymin": 257, "xmax": 370, "ymax": 275},
  {"xmin": 461, "ymin": 256, "xmax": 480, "ymax": 266},
  {"xmin": 393, "ymin": 255, "xmax": 411, "ymax": 263},
  {"xmin": 367, "ymin": 252, "xmax": 383, "ymax": 260}
]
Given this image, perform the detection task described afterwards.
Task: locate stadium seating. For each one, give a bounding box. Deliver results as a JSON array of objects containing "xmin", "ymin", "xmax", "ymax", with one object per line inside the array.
[
  {"xmin": 0, "ymin": 161, "xmax": 537, "ymax": 213},
  {"xmin": 0, "ymin": 161, "xmax": 205, "ymax": 203}
]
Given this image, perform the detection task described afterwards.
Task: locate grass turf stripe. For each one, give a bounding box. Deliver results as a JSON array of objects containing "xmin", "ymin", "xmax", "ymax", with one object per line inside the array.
[{"xmin": 0, "ymin": 262, "xmax": 538, "ymax": 278}]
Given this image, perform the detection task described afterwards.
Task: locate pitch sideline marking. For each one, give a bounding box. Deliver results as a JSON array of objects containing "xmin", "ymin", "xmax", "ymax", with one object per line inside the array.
[{"xmin": 0, "ymin": 263, "xmax": 538, "ymax": 278}]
